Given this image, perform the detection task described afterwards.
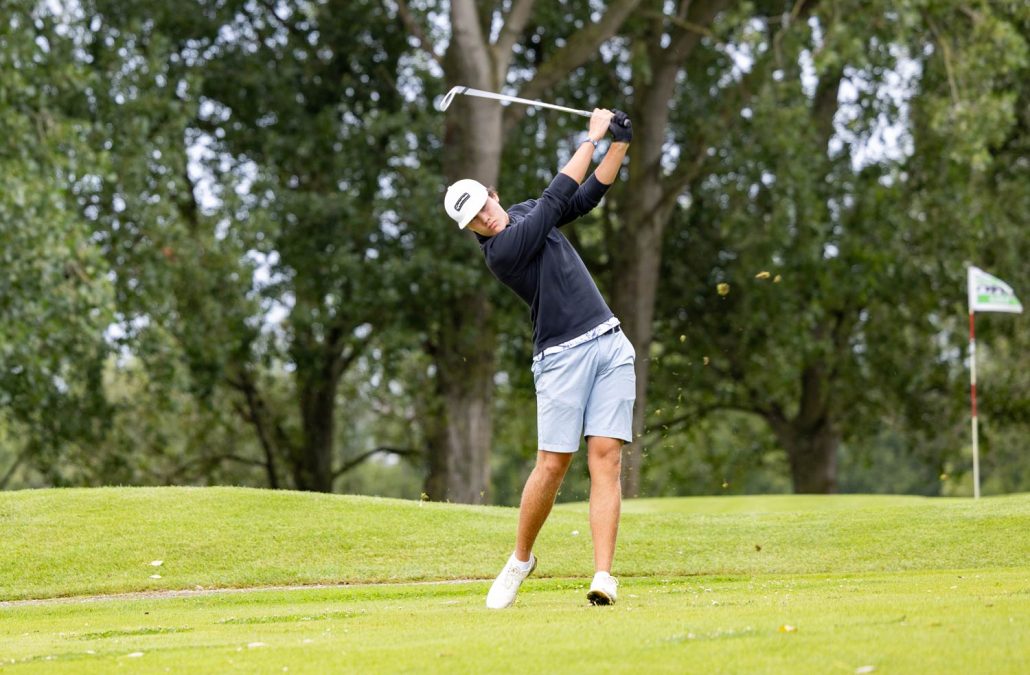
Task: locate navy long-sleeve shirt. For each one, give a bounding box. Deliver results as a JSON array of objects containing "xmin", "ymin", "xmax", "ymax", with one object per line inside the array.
[{"xmin": 475, "ymin": 173, "xmax": 614, "ymax": 355}]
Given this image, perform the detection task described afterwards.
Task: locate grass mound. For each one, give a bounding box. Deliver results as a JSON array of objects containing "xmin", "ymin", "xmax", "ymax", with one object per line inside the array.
[{"xmin": 1, "ymin": 487, "xmax": 1028, "ymax": 601}]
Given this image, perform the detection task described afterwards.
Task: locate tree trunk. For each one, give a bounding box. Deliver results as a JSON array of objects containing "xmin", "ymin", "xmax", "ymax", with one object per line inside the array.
[
  {"xmin": 294, "ymin": 374, "xmax": 338, "ymax": 492},
  {"xmin": 610, "ymin": 202, "xmax": 667, "ymax": 497},
  {"xmin": 605, "ymin": 0, "xmax": 732, "ymax": 498},
  {"xmin": 424, "ymin": 22, "xmax": 503, "ymax": 501},
  {"xmin": 774, "ymin": 421, "xmax": 841, "ymax": 494},
  {"xmin": 424, "ymin": 290, "xmax": 496, "ymax": 503},
  {"xmin": 766, "ymin": 363, "xmax": 841, "ymax": 494},
  {"xmin": 608, "ymin": 78, "xmax": 673, "ymax": 499}
]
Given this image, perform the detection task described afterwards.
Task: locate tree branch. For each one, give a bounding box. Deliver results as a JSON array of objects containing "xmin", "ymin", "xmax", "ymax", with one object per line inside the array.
[
  {"xmin": 663, "ymin": 0, "xmax": 731, "ymax": 69},
  {"xmin": 176, "ymin": 147, "xmax": 202, "ymax": 234},
  {"xmin": 332, "ymin": 446, "xmax": 421, "ymax": 481},
  {"xmin": 327, "ymin": 324, "xmax": 371, "ymax": 382},
  {"xmin": 641, "ymin": 402, "xmax": 765, "ymax": 444},
  {"xmin": 925, "ymin": 14, "xmax": 960, "ymax": 104},
  {"xmin": 646, "ymin": 0, "xmax": 822, "ymax": 220},
  {"xmin": 394, "ymin": 0, "xmax": 444, "ymax": 69},
  {"xmin": 226, "ymin": 370, "xmax": 285, "ymax": 488},
  {"xmin": 0, "ymin": 447, "xmax": 31, "ymax": 490},
  {"xmin": 164, "ymin": 451, "xmax": 270, "ymax": 484},
  {"xmin": 449, "ymin": 0, "xmax": 495, "ymax": 88},
  {"xmin": 252, "ymin": 0, "xmax": 315, "ymax": 45},
  {"xmin": 772, "ymin": 0, "xmax": 813, "ymax": 67},
  {"xmin": 812, "ymin": 67, "xmax": 844, "ymax": 150},
  {"xmin": 650, "ymin": 141, "xmax": 709, "ymax": 224},
  {"xmin": 503, "ymin": 0, "xmax": 645, "ymax": 134},
  {"xmin": 493, "ymin": 0, "xmax": 537, "ymax": 75},
  {"xmin": 222, "ymin": 453, "xmax": 272, "ymax": 468},
  {"xmin": 630, "ymin": 0, "xmax": 732, "ymax": 185},
  {"xmin": 646, "ymin": 0, "xmax": 732, "ymax": 106},
  {"xmin": 638, "ymin": 10, "xmax": 716, "ymax": 40}
]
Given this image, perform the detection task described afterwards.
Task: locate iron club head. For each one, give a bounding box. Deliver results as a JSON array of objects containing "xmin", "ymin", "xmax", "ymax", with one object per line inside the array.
[{"xmin": 438, "ymin": 86, "xmax": 464, "ymax": 112}]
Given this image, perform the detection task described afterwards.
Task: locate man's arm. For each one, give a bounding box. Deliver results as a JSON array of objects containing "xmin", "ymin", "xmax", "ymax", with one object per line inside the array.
[
  {"xmin": 558, "ymin": 110, "xmax": 632, "ymax": 225},
  {"xmin": 485, "ymin": 175, "xmax": 577, "ymax": 274},
  {"xmin": 596, "ymin": 109, "xmax": 632, "ymax": 185},
  {"xmin": 560, "ymin": 108, "xmax": 613, "ymax": 184},
  {"xmin": 487, "ymin": 110, "xmax": 626, "ymax": 272},
  {"xmin": 594, "ymin": 141, "xmax": 629, "ymax": 186}
]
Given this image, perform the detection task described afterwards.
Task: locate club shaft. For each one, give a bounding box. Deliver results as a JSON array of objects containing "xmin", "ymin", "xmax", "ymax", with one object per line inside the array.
[{"xmin": 442, "ymin": 86, "xmax": 592, "ymax": 118}]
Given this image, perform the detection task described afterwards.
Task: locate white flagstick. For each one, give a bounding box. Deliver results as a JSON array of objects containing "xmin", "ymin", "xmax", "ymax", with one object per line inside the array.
[{"xmin": 968, "ymin": 309, "xmax": 980, "ymax": 499}]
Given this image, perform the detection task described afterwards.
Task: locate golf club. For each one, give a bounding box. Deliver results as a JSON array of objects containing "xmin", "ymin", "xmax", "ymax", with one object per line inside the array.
[{"xmin": 439, "ymin": 85, "xmax": 593, "ymax": 118}]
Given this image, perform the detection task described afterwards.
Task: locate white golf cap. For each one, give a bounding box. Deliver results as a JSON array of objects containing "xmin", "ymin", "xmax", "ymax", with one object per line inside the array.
[{"xmin": 444, "ymin": 179, "xmax": 488, "ymax": 229}]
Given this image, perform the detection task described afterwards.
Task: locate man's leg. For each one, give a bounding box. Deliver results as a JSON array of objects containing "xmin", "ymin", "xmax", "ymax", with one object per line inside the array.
[
  {"xmin": 515, "ymin": 450, "xmax": 574, "ymax": 561},
  {"xmin": 586, "ymin": 435, "xmax": 623, "ymax": 573},
  {"xmin": 486, "ymin": 449, "xmax": 572, "ymax": 609}
]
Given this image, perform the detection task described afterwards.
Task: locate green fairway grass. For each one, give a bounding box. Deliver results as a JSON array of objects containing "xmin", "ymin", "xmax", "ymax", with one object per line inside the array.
[
  {"xmin": 1, "ymin": 488, "xmax": 1028, "ymax": 673},
  {"xmin": 2, "ymin": 570, "xmax": 1027, "ymax": 673}
]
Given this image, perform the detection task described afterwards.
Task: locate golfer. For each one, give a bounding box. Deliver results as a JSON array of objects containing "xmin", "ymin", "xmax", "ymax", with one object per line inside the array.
[{"xmin": 444, "ymin": 108, "xmax": 635, "ymax": 607}]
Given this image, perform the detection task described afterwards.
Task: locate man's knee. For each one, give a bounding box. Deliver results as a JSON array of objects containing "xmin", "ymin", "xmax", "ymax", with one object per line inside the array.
[
  {"xmin": 535, "ymin": 450, "xmax": 573, "ymax": 479},
  {"xmin": 587, "ymin": 437, "xmax": 623, "ymax": 473}
]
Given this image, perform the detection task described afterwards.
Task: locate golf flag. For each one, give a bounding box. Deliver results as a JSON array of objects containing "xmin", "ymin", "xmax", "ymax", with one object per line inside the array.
[
  {"xmin": 966, "ymin": 266, "xmax": 1023, "ymax": 500},
  {"xmin": 968, "ymin": 266, "xmax": 1023, "ymax": 314}
]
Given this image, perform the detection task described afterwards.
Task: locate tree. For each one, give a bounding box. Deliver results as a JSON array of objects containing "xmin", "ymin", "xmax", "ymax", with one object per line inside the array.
[
  {"xmin": 649, "ymin": 0, "xmax": 1027, "ymax": 492},
  {"xmin": 0, "ymin": 3, "xmax": 114, "ymax": 487},
  {"xmin": 82, "ymin": 0, "xmax": 416, "ymax": 491}
]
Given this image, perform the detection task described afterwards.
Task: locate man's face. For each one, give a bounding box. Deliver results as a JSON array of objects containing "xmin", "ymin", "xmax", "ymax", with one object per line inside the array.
[{"xmin": 466, "ymin": 195, "xmax": 509, "ymax": 237}]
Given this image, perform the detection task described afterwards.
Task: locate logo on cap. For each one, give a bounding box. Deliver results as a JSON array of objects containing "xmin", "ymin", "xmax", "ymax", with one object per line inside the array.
[{"xmin": 455, "ymin": 192, "xmax": 471, "ymax": 211}]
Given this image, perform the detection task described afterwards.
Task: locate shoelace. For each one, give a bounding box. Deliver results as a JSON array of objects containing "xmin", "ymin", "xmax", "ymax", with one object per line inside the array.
[{"xmin": 502, "ymin": 564, "xmax": 527, "ymax": 589}]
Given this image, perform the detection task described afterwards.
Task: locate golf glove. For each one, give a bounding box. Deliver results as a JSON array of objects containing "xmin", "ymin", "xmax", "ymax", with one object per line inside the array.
[{"xmin": 609, "ymin": 109, "xmax": 632, "ymax": 143}]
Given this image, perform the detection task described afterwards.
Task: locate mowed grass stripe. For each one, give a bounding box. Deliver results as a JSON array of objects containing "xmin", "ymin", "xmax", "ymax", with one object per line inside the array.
[
  {"xmin": 1, "ymin": 570, "xmax": 1027, "ymax": 674},
  {"xmin": 0, "ymin": 488, "xmax": 1028, "ymax": 601}
]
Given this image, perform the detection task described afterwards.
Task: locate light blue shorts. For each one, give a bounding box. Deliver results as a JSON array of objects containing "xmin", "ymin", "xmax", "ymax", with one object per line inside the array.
[{"xmin": 531, "ymin": 328, "xmax": 636, "ymax": 453}]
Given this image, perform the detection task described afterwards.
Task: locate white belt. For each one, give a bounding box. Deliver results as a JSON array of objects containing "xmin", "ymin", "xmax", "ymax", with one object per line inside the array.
[{"xmin": 532, "ymin": 317, "xmax": 621, "ymax": 362}]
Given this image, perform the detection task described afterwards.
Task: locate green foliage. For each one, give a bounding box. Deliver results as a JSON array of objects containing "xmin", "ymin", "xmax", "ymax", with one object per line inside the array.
[
  {"xmin": 975, "ymin": 335, "xmax": 1030, "ymax": 495},
  {"xmin": 642, "ymin": 412, "xmax": 793, "ymax": 497},
  {"xmin": 0, "ymin": 4, "xmax": 115, "ymax": 482},
  {"xmin": 66, "ymin": 0, "xmax": 428, "ymax": 490},
  {"xmin": 642, "ymin": 0, "xmax": 1028, "ymax": 493},
  {"xmin": 1, "ymin": 1, "xmax": 1027, "ymax": 499}
]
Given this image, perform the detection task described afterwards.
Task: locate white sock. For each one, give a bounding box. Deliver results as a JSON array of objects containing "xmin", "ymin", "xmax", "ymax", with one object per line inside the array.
[
  {"xmin": 510, "ymin": 553, "xmax": 533, "ymax": 571},
  {"xmin": 593, "ymin": 571, "xmax": 611, "ymax": 583}
]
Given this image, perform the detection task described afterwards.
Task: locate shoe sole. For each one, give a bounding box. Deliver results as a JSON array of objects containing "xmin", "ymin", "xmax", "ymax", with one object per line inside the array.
[{"xmin": 586, "ymin": 590, "xmax": 614, "ymax": 606}]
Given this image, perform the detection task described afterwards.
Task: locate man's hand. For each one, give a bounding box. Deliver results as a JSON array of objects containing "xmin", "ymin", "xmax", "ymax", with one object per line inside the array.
[
  {"xmin": 608, "ymin": 109, "xmax": 632, "ymax": 143},
  {"xmin": 588, "ymin": 108, "xmax": 614, "ymax": 142}
]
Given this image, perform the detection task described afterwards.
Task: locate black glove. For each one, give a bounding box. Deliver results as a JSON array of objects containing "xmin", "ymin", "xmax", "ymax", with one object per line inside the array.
[{"xmin": 608, "ymin": 109, "xmax": 632, "ymax": 143}]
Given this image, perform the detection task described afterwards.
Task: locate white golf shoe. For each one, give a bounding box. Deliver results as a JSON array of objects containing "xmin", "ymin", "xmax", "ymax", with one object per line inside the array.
[
  {"xmin": 587, "ymin": 572, "xmax": 619, "ymax": 605},
  {"xmin": 485, "ymin": 553, "xmax": 537, "ymax": 609}
]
